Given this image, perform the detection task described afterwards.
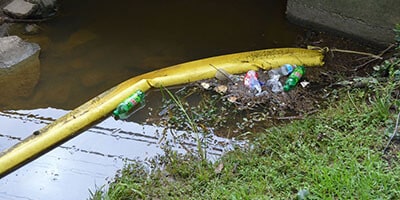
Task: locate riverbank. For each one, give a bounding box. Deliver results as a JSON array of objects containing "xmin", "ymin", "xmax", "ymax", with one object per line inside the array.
[
  {"xmin": 90, "ymin": 28, "xmax": 400, "ymax": 199},
  {"xmin": 95, "ymin": 88, "xmax": 400, "ymax": 199},
  {"xmin": 1, "ymin": 1, "xmax": 398, "ymax": 199}
]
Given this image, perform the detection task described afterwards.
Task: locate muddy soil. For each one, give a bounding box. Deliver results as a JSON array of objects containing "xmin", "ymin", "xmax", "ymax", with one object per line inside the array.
[
  {"xmin": 274, "ymin": 31, "xmax": 386, "ymax": 113},
  {"xmin": 151, "ymin": 30, "xmax": 394, "ymax": 139},
  {"xmin": 291, "ymin": 30, "xmax": 392, "ymax": 111}
]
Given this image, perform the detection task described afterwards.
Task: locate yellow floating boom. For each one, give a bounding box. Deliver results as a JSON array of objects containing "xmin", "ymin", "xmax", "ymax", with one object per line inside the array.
[{"xmin": 0, "ymin": 48, "xmax": 324, "ymax": 176}]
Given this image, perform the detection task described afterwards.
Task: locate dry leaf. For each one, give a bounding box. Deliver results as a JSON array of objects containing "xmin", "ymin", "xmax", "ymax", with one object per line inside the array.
[
  {"xmin": 215, "ymin": 85, "xmax": 228, "ymax": 94},
  {"xmin": 214, "ymin": 162, "xmax": 224, "ymax": 174},
  {"xmin": 227, "ymin": 96, "xmax": 237, "ymax": 103}
]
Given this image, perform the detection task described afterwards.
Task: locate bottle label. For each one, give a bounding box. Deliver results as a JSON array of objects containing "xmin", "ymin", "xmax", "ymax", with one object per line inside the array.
[
  {"xmin": 293, "ymin": 71, "xmax": 302, "ymax": 78},
  {"xmin": 130, "ymin": 98, "xmax": 139, "ymax": 105}
]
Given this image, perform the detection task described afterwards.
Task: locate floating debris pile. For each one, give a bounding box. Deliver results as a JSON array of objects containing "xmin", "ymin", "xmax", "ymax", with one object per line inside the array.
[{"xmin": 195, "ymin": 65, "xmax": 315, "ymax": 114}]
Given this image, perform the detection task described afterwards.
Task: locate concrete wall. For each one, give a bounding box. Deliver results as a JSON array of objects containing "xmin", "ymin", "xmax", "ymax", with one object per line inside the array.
[{"xmin": 286, "ymin": 0, "xmax": 400, "ymax": 46}]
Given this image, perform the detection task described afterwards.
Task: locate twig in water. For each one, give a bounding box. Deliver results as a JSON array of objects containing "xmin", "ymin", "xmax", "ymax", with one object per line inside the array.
[
  {"xmin": 210, "ymin": 64, "xmax": 235, "ymax": 83},
  {"xmin": 383, "ymin": 111, "xmax": 400, "ymax": 154}
]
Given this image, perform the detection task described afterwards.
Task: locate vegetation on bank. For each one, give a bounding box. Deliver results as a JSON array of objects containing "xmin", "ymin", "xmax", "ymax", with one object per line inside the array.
[{"xmin": 90, "ymin": 26, "xmax": 400, "ymax": 199}]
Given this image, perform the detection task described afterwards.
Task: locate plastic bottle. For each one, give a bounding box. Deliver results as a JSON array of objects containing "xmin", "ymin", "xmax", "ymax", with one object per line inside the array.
[
  {"xmin": 266, "ymin": 64, "xmax": 295, "ymax": 93},
  {"xmin": 268, "ymin": 64, "xmax": 295, "ymax": 79},
  {"xmin": 266, "ymin": 78, "xmax": 283, "ymax": 93},
  {"xmin": 244, "ymin": 70, "xmax": 262, "ymax": 94},
  {"xmin": 283, "ymin": 66, "xmax": 305, "ymax": 92},
  {"xmin": 113, "ymin": 90, "xmax": 145, "ymax": 119}
]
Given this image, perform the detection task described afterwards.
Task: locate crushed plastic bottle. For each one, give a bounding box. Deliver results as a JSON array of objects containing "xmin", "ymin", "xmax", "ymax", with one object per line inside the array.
[
  {"xmin": 266, "ymin": 78, "xmax": 283, "ymax": 93},
  {"xmin": 283, "ymin": 66, "xmax": 305, "ymax": 92},
  {"xmin": 244, "ymin": 70, "xmax": 262, "ymax": 94},
  {"xmin": 113, "ymin": 90, "xmax": 145, "ymax": 120},
  {"xmin": 268, "ymin": 64, "xmax": 295, "ymax": 79},
  {"xmin": 266, "ymin": 64, "xmax": 296, "ymax": 93}
]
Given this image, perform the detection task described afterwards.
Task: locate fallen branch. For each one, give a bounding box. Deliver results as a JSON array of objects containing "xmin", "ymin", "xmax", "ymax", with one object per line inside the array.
[
  {"xmin": 355, "ymin": 44, "xmax": 396, "ymax": 71},
  {"xmin": 210, "ymin": 64, "xmax": 235, "ymax": 83},
  {"xmin": 308, "ymin": 45, "xmax": 383, "ymax": 59},
  {"xmin": 330, "ymin": 48, "xmax": 383, "ymax": 59},
  {"xmin": 308, "ymin": 44, "xmax": 395, "ymax": 71},
  {"xmin": 0, "ymin": 16, "xmax": 53, "ymax": 25}
]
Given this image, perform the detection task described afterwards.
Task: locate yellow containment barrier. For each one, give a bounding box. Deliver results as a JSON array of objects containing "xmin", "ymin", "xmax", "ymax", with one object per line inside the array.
[{"xmin": 0, "ymin": 48, "xmax": 324, "ymax": 177}]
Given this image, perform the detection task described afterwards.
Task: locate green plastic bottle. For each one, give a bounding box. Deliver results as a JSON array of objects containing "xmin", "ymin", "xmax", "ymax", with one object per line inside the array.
[
  {"xmin": 283, "ymin": 66, "xmax": 305, "ymax": 92},
  {"xmin": 113, "ymin": 90, "xmax": 145, "ymax": 119}
]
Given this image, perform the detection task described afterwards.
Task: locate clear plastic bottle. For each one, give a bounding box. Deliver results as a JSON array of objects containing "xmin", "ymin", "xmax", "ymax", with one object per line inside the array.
[
  {"xmin": 113, "ymin": 90, "xmax": 145, "ymax": 119},
  {"xmin": 268, "ymin": 64, "xmax": 295, "ymax": 79},
  {"xmin": 266, "ymin": 64, "xmax": 295, "ymax": 93},
  {"xmin": 283, "ymin": 66, "xmax": 305, "ymax": 92}
]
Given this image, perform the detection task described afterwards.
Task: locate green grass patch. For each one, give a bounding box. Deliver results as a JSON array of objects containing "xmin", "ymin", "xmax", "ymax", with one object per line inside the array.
[
  {"xmin": 90, "ymin": 84, "xmax": 400, "ymax": 199},
  {"xmin": 91, "ymin": 26, "xmax": 400, "ymax": 198}
]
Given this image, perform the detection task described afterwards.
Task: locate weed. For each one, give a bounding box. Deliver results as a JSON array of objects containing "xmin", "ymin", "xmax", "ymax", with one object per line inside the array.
[
  {"xmin": 90, "ymin": 25, "xmax": 400, "ymax": 200},
  {"xmin": 160, "ymin": 86, "xmax": 209, "ymax": 160},
  {"xmin": 394, "ymin": 23, "xmax": 400, "ymax": 50},
  {"xmin": 91, "ymin": 86, "xmax": 400, "ymax": 199}
]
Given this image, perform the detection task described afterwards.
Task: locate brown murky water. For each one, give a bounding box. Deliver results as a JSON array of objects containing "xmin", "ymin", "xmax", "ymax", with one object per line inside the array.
[
  {"xmin": 1, "ymin": 0, "xmax": 302, "ymax": 110},
  {"xmin": 0, "ymin": 1, "xmax": 305, "ymax": 199}
]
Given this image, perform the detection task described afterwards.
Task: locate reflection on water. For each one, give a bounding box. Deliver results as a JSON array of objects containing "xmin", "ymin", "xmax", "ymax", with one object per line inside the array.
[
  {"xmin": 0, "ymin": 108, "xmax": 235, "ymax": 200},
  {"xmin": 0, "ymin": 0, "xmax": 303, "ymax": 199}
]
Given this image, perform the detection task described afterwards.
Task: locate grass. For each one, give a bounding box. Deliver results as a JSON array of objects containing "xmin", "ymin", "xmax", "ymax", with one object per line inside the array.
[
  {"xmin": 90, "ymin": 26, "xmax": 400, "ymax": 200},
  {"xmin": 90, "ymin": 78, "xmax": 400, "ymax": 199}
]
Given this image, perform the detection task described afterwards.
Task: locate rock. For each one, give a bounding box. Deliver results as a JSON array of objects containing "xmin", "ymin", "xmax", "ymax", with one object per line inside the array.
[
  {"xmin": 0, "ymin": 35, "xmax": 40, "ymax": 68},
  {"xmin": 0, "ymin": 36, "xmax": 41, "ymax": 101},
  {"xmin": 26, "ymin": 0, "xmax": 58, "ymax": 18},
  {"xmin": 3, "ymin": 0, "xmax": 58, "ymax": 19},
  {"xmin": 0, "ymin": 23, "xmax": 10, "ymax": 37},
  {"xmin": 27, "ymin": 0, "xmax": 56, "ymax": 8},
  {"xmin": 3, "ymin": 0, "xmax": 38, "ymax": 18},
  {"xmin": 24, "ymin": 24, "xmax": 40, "ymax": 34}
]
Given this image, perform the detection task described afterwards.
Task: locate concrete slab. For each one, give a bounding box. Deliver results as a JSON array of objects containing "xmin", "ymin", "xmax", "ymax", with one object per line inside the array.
[{"xmin": 286, "ymin": 0, "xmax": 400, "ymax": 46}]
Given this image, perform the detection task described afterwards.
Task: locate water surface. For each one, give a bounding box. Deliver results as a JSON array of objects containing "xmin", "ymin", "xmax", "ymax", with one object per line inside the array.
[{"xmin": 0, "ymin": 1, "xmax": 303, "ymax": 199}]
